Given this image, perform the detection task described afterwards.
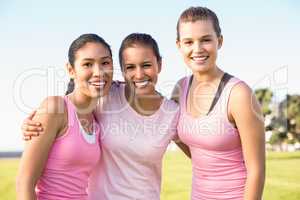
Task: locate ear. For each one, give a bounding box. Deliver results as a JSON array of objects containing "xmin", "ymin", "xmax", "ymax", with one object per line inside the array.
[
  {"xmin": 66, "ymin": 62, "xmax": 75, "ymax": 79},
  {"xmin": 176, "ymin": 40, "xmax": 181, "ymax": 49},
  {"xmin": 217, "ymin": 35, "xmax": 223, "ymax": 49}
]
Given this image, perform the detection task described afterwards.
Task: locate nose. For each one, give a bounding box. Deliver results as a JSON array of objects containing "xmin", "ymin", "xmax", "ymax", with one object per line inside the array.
[
  {"xmin": 194, "ymin": 41, "xmax": 203, "ymax": 52},
  {"xmin": 93, "ymin": 64, "xmax": 104, "ymax": 78},
  {"xmin": 135, "ymin": 66, "xmax": 145, "ymax": 79}
]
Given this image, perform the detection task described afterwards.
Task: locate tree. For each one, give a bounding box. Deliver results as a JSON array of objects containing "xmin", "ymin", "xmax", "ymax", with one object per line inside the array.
[
  {"xmin": 278, "ymin": 95, "xmax": 300, "ymax": 143},
  {"xmin": 254, "ymin": 90, "xmax": 300, "ymax": 148},
  {"xmin": 255, "ymin": 88, "xmax": 273, "ymax": 116}
]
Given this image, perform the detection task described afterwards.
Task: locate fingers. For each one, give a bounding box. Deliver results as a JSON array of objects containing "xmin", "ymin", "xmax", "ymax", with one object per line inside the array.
[
  {"xmin": 23, "ymin": 130, "xmax": 41, "ymax": 137},
  {"xmin": 22, "ymin": 118, "xmax": 42, "ymax": 128},
  {"xmin": 21, "ymin": 123, "xmax": 43, "ymax": 132},
  {"xmin": 24, "ymin": 110, "xmax": 41, "ymax": 126},
  {"xmin": 21, "ymin": 110, "xmax": 42, "ymax": 141},
  {"xmin": 23, "ymin": 136, "xmax": 32, "ymax": 141}
]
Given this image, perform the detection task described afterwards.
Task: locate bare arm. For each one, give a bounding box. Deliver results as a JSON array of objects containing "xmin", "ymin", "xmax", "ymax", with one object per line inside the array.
[
  {"xmin": 229, "ymin": 83, "xmax": 265, "ymax": 200},
  {"xmin": 171, "ymin": 78, "xmax": 191, "ymax": 158},
  {"xmin": 16, "ymin": 96, "xmax": 66, "ymax": 200}
]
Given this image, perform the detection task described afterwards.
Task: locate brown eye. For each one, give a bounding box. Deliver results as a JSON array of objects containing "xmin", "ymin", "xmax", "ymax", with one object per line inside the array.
[
  {"xmin": 83, "ymin": 63, "xmax": 93, "ymax": 67},
  {"xmin": 143, "ymin": 64, "xmax": 151, "ymax": 68},
  {"xmin": 102, "ymin": 61, "xmax": 111, "ymax": 66},
  {"xmin": 125, "ymin": 65, "xmax": 134, "ymax": 70},
  {"xmin": 203, "ymin": 39, "xmax": 212, "ymax": 42},
  {"xmin": 183, "ymin": 40, "xmax": 193, "ymax": 45}
]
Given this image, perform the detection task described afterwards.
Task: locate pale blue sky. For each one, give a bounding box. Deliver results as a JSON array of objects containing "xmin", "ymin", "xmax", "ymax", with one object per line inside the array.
[{"xmin": 1, "ymin": 0, "xmax": 299, "ymax": 151}]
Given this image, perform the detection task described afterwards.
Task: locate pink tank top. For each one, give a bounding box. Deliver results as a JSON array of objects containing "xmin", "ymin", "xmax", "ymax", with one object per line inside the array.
[
  {"xmin": 177, "ymin": 74, "xmax": 247, "ymax": 200},
  {"xmin": 36, "ymin": 96, "xmax": 101, "ymax": 200},
  {"xmin": 88, "ymin": 82, "xmax": 179, "ymax": 200}
]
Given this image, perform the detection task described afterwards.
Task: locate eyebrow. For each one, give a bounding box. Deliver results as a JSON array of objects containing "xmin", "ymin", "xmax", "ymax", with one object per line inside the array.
[
  {"xmin": 124, "ymin": 61, "xmax": 152, "ymax": 66},
  {"xmin": 124, "ymin": 63, "xmax": 135, "ymax": 66},
  {"xmin": 81, "ymin": 56, "xmax": 111, "ymax": 61},
  {"xmin": 182, "ymin": 34, "xmax": 213, "ymax": 40}
]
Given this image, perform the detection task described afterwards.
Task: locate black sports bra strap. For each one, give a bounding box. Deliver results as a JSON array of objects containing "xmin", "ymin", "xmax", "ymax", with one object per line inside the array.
[{"xmin": 207, "ymin": 72, "xmax": 233, "ymax": 114}]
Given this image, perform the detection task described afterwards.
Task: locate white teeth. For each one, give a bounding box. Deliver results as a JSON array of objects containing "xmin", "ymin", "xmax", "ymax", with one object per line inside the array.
[
  {"xmin": 89, "ymin": 81, "xmax": 105, "ymax": 88},
  {"xmin": 99, "ymin": 81, "xmax": 105, "ymax": 86},
  {"xmin": 134, "ymin": 80, "xmax": 149, "ymax": 88},
  {"xmin": 192, "ymin": 56, "xmax": 208, "ymax": 61}
]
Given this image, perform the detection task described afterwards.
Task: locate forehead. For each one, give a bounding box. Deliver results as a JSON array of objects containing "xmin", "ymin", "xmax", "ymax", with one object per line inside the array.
[
  {"xmin": 122, "ymin": 45, "xmax": 156, "ymax": 62},
  {"xmin": 179, "ymin": 20, "xmax": 216, "ymax": 38},
  {"xmin": 75, "ymin": 42, "xmax": 110, "ymax": 59}
]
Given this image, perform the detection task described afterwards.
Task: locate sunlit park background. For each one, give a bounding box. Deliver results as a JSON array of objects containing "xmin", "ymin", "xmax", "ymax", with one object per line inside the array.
[
  {"xmin": 1, "ymin": 0, "xmax": 300, "ymax": 199},
  {"xmin": 1, "ymin": 152, "xmax": 300, "ymax": 200}
]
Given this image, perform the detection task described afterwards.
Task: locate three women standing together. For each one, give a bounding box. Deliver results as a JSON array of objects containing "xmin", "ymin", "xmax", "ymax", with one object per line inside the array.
[{"xmin": 17, "ymin": 6, "xmax": 265, "ymax": 200}]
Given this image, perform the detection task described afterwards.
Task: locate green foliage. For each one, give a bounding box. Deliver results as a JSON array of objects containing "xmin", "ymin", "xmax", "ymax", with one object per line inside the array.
[
  {"xmin": 254, "ymin": 89, "xmax": 300, "ymax": 144},
  {"xmin": 255, "ymin": 88, "xmax": 273, "ymax": 116},
  {"xmin": 278, "ymin": 95, "xmax": 300, "ymax": 142}
]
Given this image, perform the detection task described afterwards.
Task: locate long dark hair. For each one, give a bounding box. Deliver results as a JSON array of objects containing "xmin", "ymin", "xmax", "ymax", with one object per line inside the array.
[{"xmin": 65, "ymin": 33, "xmax": 112, "ymax": 95}]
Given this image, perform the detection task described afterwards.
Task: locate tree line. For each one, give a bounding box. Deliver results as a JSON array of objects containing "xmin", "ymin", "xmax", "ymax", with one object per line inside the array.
[{"xmin": 255, "ymin": 89, "xmax": 300, "ymax": 149}]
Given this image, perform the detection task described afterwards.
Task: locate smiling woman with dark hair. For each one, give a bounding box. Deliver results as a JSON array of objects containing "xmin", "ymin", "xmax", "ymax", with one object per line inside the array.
[{"xmin": 16, "ymin": 33, "xmax": 113, "ymax": 200}]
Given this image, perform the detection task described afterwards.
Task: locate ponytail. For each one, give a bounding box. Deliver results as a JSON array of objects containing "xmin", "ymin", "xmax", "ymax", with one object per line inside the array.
[{"xmin": 65, "ymin": 78, "xmax": 75, "ymax": 95}]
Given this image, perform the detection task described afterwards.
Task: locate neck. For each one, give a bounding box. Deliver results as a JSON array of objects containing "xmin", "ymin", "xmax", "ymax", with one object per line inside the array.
[
  {"xmin": 193, "ymin": 66, "xmax": 224, "ymax": 83},
  {"xmin": 68, "ymin": 90, "xmax": 98, "ymax": 114},
  {"xmin": 124, "ymin": 84, "xmax": 162, "ymax": 115}
]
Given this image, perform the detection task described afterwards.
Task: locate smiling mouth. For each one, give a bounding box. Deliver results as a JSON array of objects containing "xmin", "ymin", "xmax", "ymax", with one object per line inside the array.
[
  {"xmin": 88, "ymin": 81, "xmax": 106, "ymax": 89},
  {"xmin": 191, "ymin": 55, "xmax": 209, "ymax": 63},
  {"xmin": 134, "ymin": 80, "xmax": 150, "ymax": 88}
]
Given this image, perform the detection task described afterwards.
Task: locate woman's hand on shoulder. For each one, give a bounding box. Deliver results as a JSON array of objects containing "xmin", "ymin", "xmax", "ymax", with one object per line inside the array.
[{"xmin": 21, "ymin": 110, "xmax": 42, "ymax": 140}]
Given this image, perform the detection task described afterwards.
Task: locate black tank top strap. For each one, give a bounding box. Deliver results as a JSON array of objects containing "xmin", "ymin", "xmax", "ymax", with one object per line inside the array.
[
  {"xmin": 182, "ymin": 75, "xmax": 193, "ymax": 113},
  {"xmin": 207, "ymin": 72, "xmax": 233, "ymax": 114}
]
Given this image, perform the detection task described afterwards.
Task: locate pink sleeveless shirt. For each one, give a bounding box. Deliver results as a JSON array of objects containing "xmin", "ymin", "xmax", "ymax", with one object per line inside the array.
[
  {"xmin": 177, "ymin": 75, "xmax": 247, "ymax": 200},
  {"xmin": 88, "ymin": 82, "xmax": 179, "ymax": 200},
  {"xmin": 36, "ymin": 96, "xmax": 101, "ymax": 200}
]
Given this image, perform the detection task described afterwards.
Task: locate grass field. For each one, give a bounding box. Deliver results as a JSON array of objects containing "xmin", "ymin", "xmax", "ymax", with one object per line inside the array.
[{"xmin": 1, "ymin": 152, "xmax": 300, "ymax": 200}]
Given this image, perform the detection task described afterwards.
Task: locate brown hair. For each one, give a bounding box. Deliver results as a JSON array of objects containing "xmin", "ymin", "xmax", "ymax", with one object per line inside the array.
[
  {"xmin": 118, "ymin": 33, "xmax": 162, "ymax": 71},
  {"xmin": 176, "ymin": 6, "xmax": 222, "ymax": 41}
]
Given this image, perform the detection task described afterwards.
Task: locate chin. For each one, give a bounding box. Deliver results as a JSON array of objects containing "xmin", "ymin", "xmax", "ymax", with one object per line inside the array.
[
  {"xmin": 189, "ymin": 64, "xmax": 210, "ymax": 73},
  {"xmin": 89, "ymin": 90, "xmax": 103, "ymax": 98},
  {"xmin": 135, "ymin": 88, "xmax": 155, "ymax": 96}
]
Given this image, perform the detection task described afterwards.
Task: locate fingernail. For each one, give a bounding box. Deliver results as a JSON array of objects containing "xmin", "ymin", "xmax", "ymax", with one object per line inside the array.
[{"xmin": 38, "ymin": 127, "xmax": 43, "ymax": 131}]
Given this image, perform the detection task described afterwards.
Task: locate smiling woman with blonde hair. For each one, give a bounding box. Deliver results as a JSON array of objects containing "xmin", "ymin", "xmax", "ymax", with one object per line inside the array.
[{"xmin": 173, "ymin": 6, "xmax": 265, "ymax": 200}]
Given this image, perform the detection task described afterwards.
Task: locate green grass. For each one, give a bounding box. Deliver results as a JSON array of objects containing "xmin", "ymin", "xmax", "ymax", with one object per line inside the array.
[
  {"xmin": 1, "ymin": 152, "xmax": 300, "ymax": 200},
  {"xmin": 263, "ymin": 152, "xmax": 300, "ymax": 200},
  {"xmin": 0, "ymin": 158, "xmax": 19, "ymax": 200}
]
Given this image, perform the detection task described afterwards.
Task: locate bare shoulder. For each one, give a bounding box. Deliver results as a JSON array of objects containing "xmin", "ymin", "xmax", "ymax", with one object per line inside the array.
[
  {"xmin": 230, "ymin": 81, "xmax": 253, "ymax": 103},
  {"xmin": 37, "ymin": 96, "xmax": 66, "ymax": 115},
  {"xmin": 34, "ymin": 96, "xmax": 67, "ymax": 133},
  {"xmin": 33, "ymin": 96, "xmax": 68, "ymax": 135},
  {"xmin": 171, "ymin": 77, "xmax": 187, "ymax": 103},
  {"xmin": 229, "ymin": 81, "xmax": 263, "ymax": 121}
]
